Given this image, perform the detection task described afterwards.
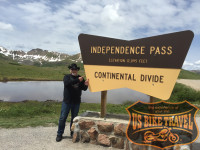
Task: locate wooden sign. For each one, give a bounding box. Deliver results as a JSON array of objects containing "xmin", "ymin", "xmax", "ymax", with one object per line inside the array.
[{"xmin": 78, "ymin": 30, "xmax": 194, "ymax": 100}]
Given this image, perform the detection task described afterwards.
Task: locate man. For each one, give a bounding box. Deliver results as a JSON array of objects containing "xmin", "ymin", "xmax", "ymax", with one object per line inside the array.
[{"xmin": 56, "ymin": 63, "xmax": 89, "ymax": 142}]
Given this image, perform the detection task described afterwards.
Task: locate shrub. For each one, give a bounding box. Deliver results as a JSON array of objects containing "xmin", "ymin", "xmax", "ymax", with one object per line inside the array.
[{"xmin": 168, "ymin": 83, "xmax": 200, "ymax": 102}]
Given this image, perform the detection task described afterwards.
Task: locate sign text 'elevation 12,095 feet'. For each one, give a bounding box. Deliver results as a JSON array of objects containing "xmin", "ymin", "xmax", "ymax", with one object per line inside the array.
[{"xmin": 78, "ymin": 30, "xmax": 194, "ymax": 100}]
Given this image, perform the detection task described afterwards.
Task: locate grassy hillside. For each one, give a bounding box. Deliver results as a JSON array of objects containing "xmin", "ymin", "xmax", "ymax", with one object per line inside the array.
[
  {"xmin": 178, "ymin": 69, "xmax": 200, "ymax": 79},
  {"xmin": 0, "ymin": 54, "xmax": 85, "ymax": 81},
  {"xmin": 0, "ymin": 53, "xmax": 200, "ymax": 81}
]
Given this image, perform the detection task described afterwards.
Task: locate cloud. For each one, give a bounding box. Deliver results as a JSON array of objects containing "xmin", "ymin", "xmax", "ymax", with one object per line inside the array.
[
  {"xmin": 15, "ymin": 44, "xmax": 26, "ymax": 49},
  {"xmin": 195, "ymin": 60, "xmax": 200, "ymax": 65},
  {"xmin": 0, "ymin": 22, "xmax": 13, "ymax": 31},
  {"xmin": 183, "ymin": 60, "xmax": 200, "ymax": 70},
  {"xmin": 0, "ymin": 0, "xmax": 200, "ymax": 56}
]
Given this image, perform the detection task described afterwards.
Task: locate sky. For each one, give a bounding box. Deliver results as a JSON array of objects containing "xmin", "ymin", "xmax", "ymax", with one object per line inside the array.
[{"xmin": 0, "ymin": 0, "xmax": 200, "ymax": 70}]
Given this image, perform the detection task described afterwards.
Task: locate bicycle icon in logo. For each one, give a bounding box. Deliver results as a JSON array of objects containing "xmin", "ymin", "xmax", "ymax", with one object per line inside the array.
[{"xmin": 144, "ymin": 127, "xmax": 179, "ymax": 143}]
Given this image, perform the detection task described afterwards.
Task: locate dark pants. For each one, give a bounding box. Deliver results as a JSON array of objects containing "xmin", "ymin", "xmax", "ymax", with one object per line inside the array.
[{"xmin": 57, "ymin": 101, "xmax": 80, "ymax": 136}]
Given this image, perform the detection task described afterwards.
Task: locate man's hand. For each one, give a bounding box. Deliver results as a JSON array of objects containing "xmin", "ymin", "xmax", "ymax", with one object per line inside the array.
[
  {"xmin": 79, "ymin": 77, "xmax": 84, "ymax": 82},
  {"xmin": 84, "ymin": 79, "xmax": 89, "ymax": 86}
]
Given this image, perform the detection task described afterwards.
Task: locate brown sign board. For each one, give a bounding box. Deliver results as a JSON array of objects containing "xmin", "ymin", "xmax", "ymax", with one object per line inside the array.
[
  {"xmin": 126, "ymin": 101, "xmax": 199, "ymax": 149},
  {"xmin": 78, "ymin": 30, "xmax": 194, "ymax": 100}
]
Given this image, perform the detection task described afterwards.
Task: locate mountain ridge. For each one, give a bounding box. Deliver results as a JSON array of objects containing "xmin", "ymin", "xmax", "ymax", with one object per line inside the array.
[{"xmin": 0, "ymin": 46, "xmax": 82, "ymax": 65}]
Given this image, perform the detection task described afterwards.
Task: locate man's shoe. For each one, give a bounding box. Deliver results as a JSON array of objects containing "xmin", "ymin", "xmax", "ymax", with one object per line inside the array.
[
  {"xmin": 70, "ymin": 131, "xmax": 74, "ymax": 137},
  {"xmin": 56, "ymin": 135, "xmax": 62, "ymax": 142}
]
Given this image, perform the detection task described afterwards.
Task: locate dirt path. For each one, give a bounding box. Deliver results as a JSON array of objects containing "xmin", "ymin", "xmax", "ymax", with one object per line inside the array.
[
  {"xmin": 0, "ymin": 119, "xmax": 200, "ymax": 150},
  {"xmin": 177, "ymin": 79, "xmax": 200, "ymax": 91}
]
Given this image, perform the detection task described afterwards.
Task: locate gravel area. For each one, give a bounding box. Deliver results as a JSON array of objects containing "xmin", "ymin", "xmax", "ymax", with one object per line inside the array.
[
  {"xmin": 0, "ymin": 118, "xmax": 200, "ymax": 150},
  {"xmin": 177, "ymin": 79, "xmax": 200, "ymax": 91},
  {"xmin": 0, "ymin": 123, "xmax": 116, "ymax": 150}
]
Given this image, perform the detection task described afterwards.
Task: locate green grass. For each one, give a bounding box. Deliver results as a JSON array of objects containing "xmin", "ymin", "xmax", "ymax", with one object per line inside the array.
[
  {"xmin": 167, "ymin": 83, "xmax": 200, "ymax": 103},
  {"xmin": 0, "ymin": 83, "xmax": 200, "ymax": 128},
  {"xmin": 0, "ymin": 58, "xmax": 85, "ymax": 81},
  {"xmin": 0, "ymin": 101, "xmax": 130, "ymax": 128},
  {"xmin": 1, "ymin": 55, "xmax": 200, "ymax": 128},
  {"xmin": 1, "ymin": 52, "xmax": 200, "ymax": 81},
  {"xmin": 178, "ymin": 69, "xmax": 200, "ymax": 79},
  {"xmin": 1, "ymin": 82, "xmax": 200, "ymax": 129}
]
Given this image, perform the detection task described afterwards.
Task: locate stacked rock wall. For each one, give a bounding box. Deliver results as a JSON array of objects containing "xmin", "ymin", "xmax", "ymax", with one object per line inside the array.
[
  {"xmin": 71, "ymin": 118, "xmax": 129, "ymax": 149},
  {"xmin": 71, "ymin": 113, "xmax": 191, "ymax": 150}
]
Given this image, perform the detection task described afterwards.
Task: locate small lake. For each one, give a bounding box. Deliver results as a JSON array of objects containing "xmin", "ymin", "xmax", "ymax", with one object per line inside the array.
[{"xmin": 0, "ymin": 81, "xmax": 149, "ymax": 104}]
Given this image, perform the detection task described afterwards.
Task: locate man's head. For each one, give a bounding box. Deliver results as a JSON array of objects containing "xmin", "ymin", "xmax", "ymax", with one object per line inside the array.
[{"xmin": 68, "ymin": 63, "xmax": 80, "ymax": 76}]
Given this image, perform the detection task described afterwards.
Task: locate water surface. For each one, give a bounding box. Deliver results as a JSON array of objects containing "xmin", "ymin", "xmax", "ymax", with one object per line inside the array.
[{"xmin": 0, "ymin": 81, "xmax": 149, "ymax": 104}]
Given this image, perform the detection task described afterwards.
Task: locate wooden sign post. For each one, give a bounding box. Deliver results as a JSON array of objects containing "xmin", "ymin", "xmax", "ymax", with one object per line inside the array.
[
  {"xmin": 78, "ymin": 31, "xmax": 195, "ymax": 149},
  {"xmin": 150, "ymin": 96, "xmax": 154, "ymax": 103},
  {"xmin": 100, "ymin": 90, "xmax": 107, "ymax": 118},
  {"xmin": 78, "ymin": 30, "xmax": 194, "ymax": 132},
  {"xmin": 149, "ymin": 96, "xmax": 155, "ymax": 150},
  {"xmin": 78, "ymin": 31, "xmax": 194, "ymax": 100}
]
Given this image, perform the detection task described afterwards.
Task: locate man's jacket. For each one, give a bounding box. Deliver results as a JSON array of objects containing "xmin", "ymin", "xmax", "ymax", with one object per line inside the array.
[{"xmin": 63, "ymin": 74, "xmax": 88, "ymax": 104}]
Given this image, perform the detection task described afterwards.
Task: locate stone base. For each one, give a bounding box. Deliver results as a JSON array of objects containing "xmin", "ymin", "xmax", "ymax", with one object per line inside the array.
[{"xmin": 71, "ymin": 111, "xmax": 192, "ymax": 150}]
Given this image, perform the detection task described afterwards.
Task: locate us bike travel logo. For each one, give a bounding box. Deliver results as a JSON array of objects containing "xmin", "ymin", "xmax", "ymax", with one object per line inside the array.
[{"xmin": 126, "ymin": 101, "xmax": 199, "ymax": 149}]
